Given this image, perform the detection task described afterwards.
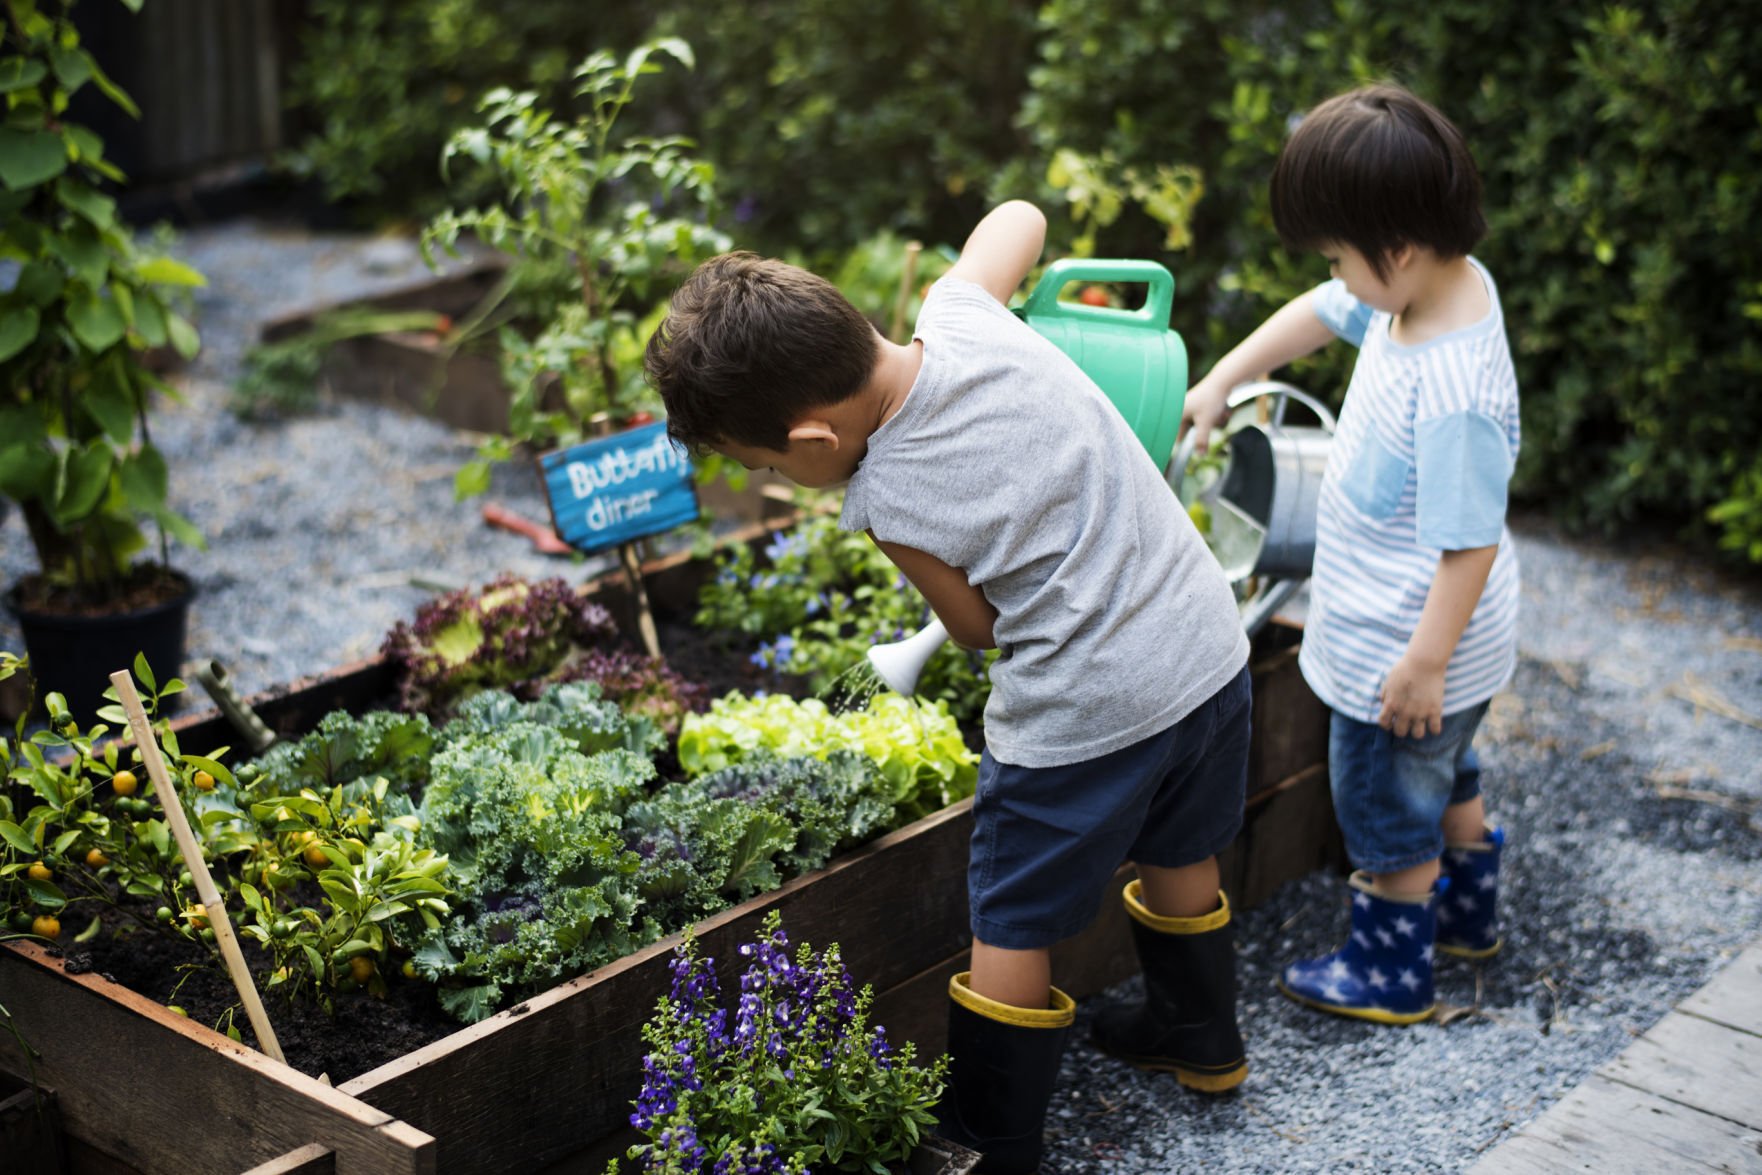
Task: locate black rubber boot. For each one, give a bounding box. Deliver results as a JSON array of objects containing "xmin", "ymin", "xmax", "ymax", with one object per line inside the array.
[
  {"xmin": 935, "ymin": 971, "xmax": 1074, "ymax": 1174},
  {"xmin": 1090, "ymin": 881, "xmax": 1247, "ymax": 1092}
]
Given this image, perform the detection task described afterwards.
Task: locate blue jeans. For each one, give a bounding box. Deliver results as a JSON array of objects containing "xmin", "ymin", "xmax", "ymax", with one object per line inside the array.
[
  {"xmin": 968, "ymin": 666, "xmax": 1252, "ymax": 950},
  {"xmin": 1329, "ymin": 702, "xmax": 1488, "ymax": 874}
]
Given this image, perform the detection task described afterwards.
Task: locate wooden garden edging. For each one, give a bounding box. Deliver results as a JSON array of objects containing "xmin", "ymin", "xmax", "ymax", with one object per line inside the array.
[{"xmin": 2, "ymin": 514, "xmax": 1340, "ymax": 1173}]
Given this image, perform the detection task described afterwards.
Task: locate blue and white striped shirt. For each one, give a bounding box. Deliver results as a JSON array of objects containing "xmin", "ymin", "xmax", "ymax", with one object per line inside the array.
[{"xmin": 1298, "ymin": 260, "xmax": 1521, "ymax": 724}]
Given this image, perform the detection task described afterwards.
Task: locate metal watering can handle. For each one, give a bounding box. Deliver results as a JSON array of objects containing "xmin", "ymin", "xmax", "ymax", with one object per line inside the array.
[
  {"xmin": 1020, "ymin": 258, "xmax": 1175, "ymax": 329},
  {"xmin": 1166, "ymin": 379, "xmax": 1337, "ymax": 494}
]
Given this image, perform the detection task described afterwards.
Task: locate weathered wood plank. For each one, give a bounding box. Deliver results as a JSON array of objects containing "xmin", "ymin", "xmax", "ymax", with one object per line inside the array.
[
  {"xmin": 1467, "ymin": 1072, "xmax": 1762, "ymax": 1174},
  {"xmin": 1680, "ymin": 945, "xmax": 1762, "ymax": 1038},
  {"xmin": 342, "ymin": 802, "xmax": 978, "ymax": 1174},
  {"xmin": 0, "ymin": 944, "xmax": 435, "ymax": 1175},
  {"xmin": 240, "ymin": 1144, "xmax": 337, "ymax": 1175},
  {"xmin": 1603, "ymin": 1010, "xmax": 1762, "ymax": 1132}
]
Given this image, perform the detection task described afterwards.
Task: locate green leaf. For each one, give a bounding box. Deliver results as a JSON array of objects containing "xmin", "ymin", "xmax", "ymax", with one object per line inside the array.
[
  {"xmin": 66, "ymin": 289, "xmax": 128, "ymax": 352},
  {"xmin": 136, "ymin": 256, "xmax": 206, "ymax": 287},
  {"xmin": 153, "ymin": 506, "xmax": 205, "ymax": 551},
  {"xmin": 48, "ymin": 47, "xmax": 93, "ymax": 93},
  {"xmin": 85, "ymin": 355, "xmax": 137, "ymax": 443},
  {"xmin": 133, "ymin": 651, "xmax": 157, "ymax": 693},
  {"xmin": 73, "ymin": 914, "xmax": 102, "ymax": 943},
  {"xmin": 50, "ymin": 828, "xmax": 80, "ymax": 855},
  {"xmin": 0, "ymin": 59, "xmax": 47, "ymax": 94},
  {"xmin": 131, "ymin": 292, "xmax": 167, "ymax": 346},
  {"xmin": 15, "ymin": 261, "xmax": 64, "ymax": 307},
  {"xmin": 57, "ymin": 177, "xmax": 116, "ymax": 228},
  {"xmin": 0, "ymin": 820, "xmax": 36, "ymax": 853},
  {"xmin": 52, "ymin": 440, "xmax": 113, "ymax": 524},
  {"xmin": 0, "ymin": 128, "xmax": 68, "ymax": 189},
  {"xmin": 0, "ymin": 438, "xmax": 52, "ymax": 499},
  {"xmin": 0, "ymin": 305, "xmax": 39, "ymax": 361},
  {"xmin": 454, "ymin": 459, "xmax": 492, "ymax": 500},
  {"xmin": 49, "ymin": 224, "xmax": 107, "ymax": 288},
  {"xmin": 118, "ymin": 444, "xmax": 169, "ymax": 512},
  {"xmin": 165, "ymin": 312, "xmax": 199, "ymax": 359}
]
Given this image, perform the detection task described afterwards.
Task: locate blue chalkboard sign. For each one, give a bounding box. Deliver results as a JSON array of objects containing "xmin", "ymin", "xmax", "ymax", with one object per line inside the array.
[{"xmin": 538, "ymin": 422, "xmax": 699, "ymax": 554}]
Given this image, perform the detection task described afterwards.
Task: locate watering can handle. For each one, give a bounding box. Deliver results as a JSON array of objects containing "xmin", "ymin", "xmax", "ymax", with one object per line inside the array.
[
  {"xmin": 1166, "ymin": 380, "xmax": 1337, "ymax": 496},
  {"xmin": 1020, "ymin": 259, "xmax": 1175, "ymax": 328}
]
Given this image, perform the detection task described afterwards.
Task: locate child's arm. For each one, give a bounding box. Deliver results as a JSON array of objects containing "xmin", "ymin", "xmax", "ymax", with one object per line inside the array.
[
  {"xmin": 1182, "ymin": 290, "xmax": 1336, "ymax": 450},
  {"xmin": 1378, "ymin": 545, "xmax": 1499, "ymax": 737},
  {"xmin": 869, "ymin": 534, "xmax": 999, "ymax": 650},
  {"xmin": 943, "ymin": 200, "xmax": 1047, "ymax": 305}
]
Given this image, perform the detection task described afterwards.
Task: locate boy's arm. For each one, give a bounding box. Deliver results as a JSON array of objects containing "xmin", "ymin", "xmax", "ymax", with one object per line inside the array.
[
  {"xmin": 869, "ymin": 535, "xmax": 999, "ymax": 651},
  {"xmin": 1183, "ymin": 290, "xmax": 1336, "ymax": 450},
  {"xmin": 943, "ymin": 200, "xmax": 1047, "ymax": 305},
  {"xmin": 1377, "ymin": 545, "xmax": 1499, "ymax": 737}
]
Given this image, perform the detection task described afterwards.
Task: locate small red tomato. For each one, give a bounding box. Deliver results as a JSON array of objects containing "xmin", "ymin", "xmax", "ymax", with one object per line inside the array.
[
  {"xmin": 625, "ymin": 411, "xmax": 657, "ymax": 428},
  {"xmin": 434, "ymin": 313, "xmax": 455, "ymax": 335},
  {"xmin": 1077, "ymin": 286, "xmax": 1110, "ymax": 307}
]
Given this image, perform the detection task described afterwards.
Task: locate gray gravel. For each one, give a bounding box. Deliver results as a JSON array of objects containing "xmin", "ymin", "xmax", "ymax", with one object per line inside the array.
[{"xmin": 5, "ymin": 220, "xmax": 1760, "ymax": 1172}]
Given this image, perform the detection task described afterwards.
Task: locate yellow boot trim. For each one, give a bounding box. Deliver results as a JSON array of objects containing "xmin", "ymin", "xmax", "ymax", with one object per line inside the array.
[
  {"xmin": 948, "ymin": 972, "xmax": 1075, "ymax": 1029},
  {"xmin": 1122, "ymin": 879, "xmax": 1231, "ymax": 934},
  {"xmin": 1437, "ymin": 938, "xmax": 1504, "ymax": 960},
  {"xmin": 1276, "ymin": 978, "xmax": 1437, "ymax": 1025}
]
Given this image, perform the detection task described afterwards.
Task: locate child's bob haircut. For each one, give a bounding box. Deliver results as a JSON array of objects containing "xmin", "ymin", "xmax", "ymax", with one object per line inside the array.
[
  {"xmin": 1271, "ymin": 83, "xmax": 1486, "ymax": 281},
  {"xmin": 643, "ymin": 252, "xmax": 878, "ymax": 452}
]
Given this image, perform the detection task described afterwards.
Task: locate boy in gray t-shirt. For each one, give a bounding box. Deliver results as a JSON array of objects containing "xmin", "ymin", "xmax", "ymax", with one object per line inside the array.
[{"xmin": 646, "ymin": 201, "xmax": 1251, "ymax": 1173}]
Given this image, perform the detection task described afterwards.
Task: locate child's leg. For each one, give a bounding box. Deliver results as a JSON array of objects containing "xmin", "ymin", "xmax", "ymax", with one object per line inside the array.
[
  {"xmin": 1138, "ymin": 856, "xmax": 1223, "ymax": 918},
  {"xmin": 1442, "ymin": 793, "xmax": 1487, "ymax": 843},
  {"xmin": 1436, "ymin": 741, "xmax": 1505, "ymax": 957},
  {"xmin": 968, "ymin": 940, "xmax": 1052, "ymax": 1010}
]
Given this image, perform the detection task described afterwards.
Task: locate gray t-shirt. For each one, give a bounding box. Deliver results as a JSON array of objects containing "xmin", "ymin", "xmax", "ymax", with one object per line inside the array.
[{"xmin": 840, "ymin": 278, "xmax": 1248, "ymax": 767}]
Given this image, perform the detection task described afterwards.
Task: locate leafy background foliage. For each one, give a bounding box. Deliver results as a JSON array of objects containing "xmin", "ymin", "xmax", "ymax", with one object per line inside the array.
[{"xmin": 288, "ymin": 0, "xmax": 1762, "ymax": 561}]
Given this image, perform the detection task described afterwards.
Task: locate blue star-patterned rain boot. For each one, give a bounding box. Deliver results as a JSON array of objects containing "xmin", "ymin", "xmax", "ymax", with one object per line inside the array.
[
  {"xmin": 1277, "ymin": 871, "xmax": 1444, "ymax": 1024},
  {"xmin": 1437, "ymin": 824, "xmax": 1505, "ymax": 958}
]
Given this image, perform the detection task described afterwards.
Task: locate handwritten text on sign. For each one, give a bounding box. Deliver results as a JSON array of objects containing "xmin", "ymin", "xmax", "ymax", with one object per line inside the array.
[{"xmin": 538, "ymin": 422, "xmax": 699, "ymax": 553}]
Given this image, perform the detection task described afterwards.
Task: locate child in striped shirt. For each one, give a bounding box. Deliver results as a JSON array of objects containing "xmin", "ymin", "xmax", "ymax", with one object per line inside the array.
[{"xmin": 1184, "ymin": 83, "xmax": 1520, "ymax": 1023}]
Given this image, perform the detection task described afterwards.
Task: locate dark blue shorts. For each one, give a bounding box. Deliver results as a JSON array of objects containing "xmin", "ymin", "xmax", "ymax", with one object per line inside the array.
[{"xmin": 968, "ymin": 665, "xmax": 1252, "ymax": 950}]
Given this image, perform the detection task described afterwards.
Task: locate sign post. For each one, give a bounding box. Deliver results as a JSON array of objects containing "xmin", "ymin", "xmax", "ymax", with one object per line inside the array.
[{"xmin": 537, "ymin": 419, "xmax": 700, "ymax": 659}]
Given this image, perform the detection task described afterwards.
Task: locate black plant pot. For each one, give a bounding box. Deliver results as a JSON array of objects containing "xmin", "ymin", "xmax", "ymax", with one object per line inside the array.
[{"xmin": 5, "ymin": 571, "xmax": 195, "ymax": 721}]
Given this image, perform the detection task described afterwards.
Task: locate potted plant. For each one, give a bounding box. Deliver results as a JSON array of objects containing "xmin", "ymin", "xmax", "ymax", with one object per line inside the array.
[
  {"xmin": 613, "ymin": 911, "xmax": 979, "ymax": 1174},
  {"xmin": 0, "ymin": 0, "xmax": 208, "ymax": 718}
]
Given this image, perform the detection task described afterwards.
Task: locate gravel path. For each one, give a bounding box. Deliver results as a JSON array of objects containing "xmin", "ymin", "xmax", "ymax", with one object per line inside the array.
[{"xmin": 5, "ymin": 219, "xmax": 1759, "ymax": 1173}]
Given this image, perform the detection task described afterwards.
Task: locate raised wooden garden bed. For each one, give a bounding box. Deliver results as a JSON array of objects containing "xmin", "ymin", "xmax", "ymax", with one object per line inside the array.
[{"xmin": 1, "ymin": 518, "xmax": 1340, "ymax": 1173}]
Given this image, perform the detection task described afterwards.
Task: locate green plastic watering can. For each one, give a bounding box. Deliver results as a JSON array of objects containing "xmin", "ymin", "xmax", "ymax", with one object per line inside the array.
[{"xmin": 1017, "ymin": 258, "xmax": 1188, "ymax": 471}]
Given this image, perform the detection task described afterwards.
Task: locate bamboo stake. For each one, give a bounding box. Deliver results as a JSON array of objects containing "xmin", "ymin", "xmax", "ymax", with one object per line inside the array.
[{"xmin": 109, "ymin": 670, "xmax": 287, "ymax": 1065}]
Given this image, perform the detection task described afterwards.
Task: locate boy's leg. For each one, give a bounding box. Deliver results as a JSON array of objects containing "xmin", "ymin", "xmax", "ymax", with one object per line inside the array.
[
  {"xmin": 1137, "ymin": 856, "xmax": 1222, "ymax": 918},
  {"xmin": 969, "ymin": 940, "xmax": 1052, "ymax": 1010},
  {"xmin": 1091, "ymin": 667, "xmax": 1251, "ymax": 1090},
  {"xmin": 1436, "ymin": 740, "xmax": 1506, "ymax": 957},
  {"xmin": 1279, "ymin": 704, "xmax": 1487, "ymax": 1022}
]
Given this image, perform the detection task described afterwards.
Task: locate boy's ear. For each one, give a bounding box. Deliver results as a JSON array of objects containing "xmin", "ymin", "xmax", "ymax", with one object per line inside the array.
[
  {"xmin": 1390, "ymin": 242, "xmax": 1418, "ymax": 271},
  {"xmin": 786, "ymin": 420, "xmax": 840, "ymax": 450}
]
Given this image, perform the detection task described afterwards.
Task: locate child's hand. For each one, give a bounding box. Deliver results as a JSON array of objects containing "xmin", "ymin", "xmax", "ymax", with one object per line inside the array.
[
  {"xmin": 1181, "ymin": 375, "xmax": 1232, "ymax": 452},
  {"xmin": 1378, "ymin": 654, "xmax": 1446, "ymax": 738}
]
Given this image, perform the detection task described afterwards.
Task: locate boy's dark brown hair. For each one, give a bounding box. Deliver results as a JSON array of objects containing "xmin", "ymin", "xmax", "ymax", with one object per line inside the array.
[
  {"xmin": 644, "ymin": 252, "xmax": 878, "ymax": 451},
  {"xmin": 1271, "ymin": 83, "xmax": 1486, "ymax": 280}
]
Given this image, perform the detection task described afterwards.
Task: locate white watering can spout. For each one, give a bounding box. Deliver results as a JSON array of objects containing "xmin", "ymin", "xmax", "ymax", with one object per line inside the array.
[{"xmin": 866, "ymin": 618, "xmax": 950, "ymax": 696}]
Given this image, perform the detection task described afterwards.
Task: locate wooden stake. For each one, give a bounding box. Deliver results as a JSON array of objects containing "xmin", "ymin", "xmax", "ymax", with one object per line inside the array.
[
  {"xmin": 588, "ymin": 412, "xmax": 661, "ymax": 658},
  {"xmin": 891, "ymin": 240, "xmax": 923, "ymax": 343},
  {"xmin": 109, "ymin": 670, "xmax": 287, "ymax": 1065}
]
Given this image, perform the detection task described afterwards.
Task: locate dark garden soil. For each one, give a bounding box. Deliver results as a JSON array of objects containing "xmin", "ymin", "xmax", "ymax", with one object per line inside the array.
[
  {"xmin": 8, "ymin": 562, "xmax": 192, "ymax": 618},
  {"xmin": 25, "ymin": 614, "xmax": 927, "ymax": 1085}
]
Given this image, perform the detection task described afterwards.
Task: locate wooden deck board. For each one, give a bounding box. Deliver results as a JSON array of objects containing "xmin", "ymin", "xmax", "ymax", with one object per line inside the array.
[{"xmin": 1470, "ymin": 944, "xmax": 1762, "ymax": 1174}]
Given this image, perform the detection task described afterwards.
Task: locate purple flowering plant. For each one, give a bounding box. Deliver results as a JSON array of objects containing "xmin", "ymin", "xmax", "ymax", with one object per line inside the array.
[{"xmin": 616, "ymin": 912, "xmax": 947, "ymax": 1173}]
